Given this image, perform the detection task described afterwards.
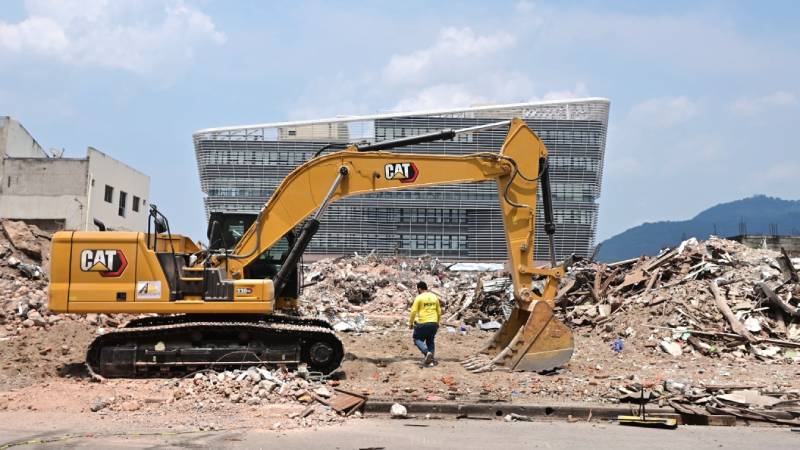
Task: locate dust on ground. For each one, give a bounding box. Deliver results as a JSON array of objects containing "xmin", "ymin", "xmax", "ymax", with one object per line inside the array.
[{"xmin": 1, "ymin": 219, "xmax": 799, "ymax": 430}]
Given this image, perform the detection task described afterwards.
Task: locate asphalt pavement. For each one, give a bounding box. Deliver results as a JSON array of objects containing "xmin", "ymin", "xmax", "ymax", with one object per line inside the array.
[{"xmin": 1, "ymin": 419, "xmax": 798, "ymax": 449}]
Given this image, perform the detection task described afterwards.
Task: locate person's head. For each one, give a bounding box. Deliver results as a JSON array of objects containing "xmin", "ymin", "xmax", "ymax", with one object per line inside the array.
[{"xmin": 416, "ymin": 281, "xmax": 428, "ymax": 293}]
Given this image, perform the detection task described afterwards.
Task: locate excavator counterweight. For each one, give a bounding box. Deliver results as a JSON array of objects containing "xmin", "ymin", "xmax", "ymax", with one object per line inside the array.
[{"xmin": 48, "ymin": 118, "xmax": 573, "ymax": 376}]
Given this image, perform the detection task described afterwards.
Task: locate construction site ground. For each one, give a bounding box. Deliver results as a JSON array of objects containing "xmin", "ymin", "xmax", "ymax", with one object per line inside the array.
[
  {"xmin": 2, "ymin": 221, "xmax": 799, "ymax": 437},
  {"xmin": 1, "ymin": 314, "xmax": 798, "ymax": 433}
]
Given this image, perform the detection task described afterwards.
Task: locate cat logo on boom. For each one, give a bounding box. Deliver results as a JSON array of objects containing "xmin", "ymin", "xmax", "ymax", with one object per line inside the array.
[
  {"xmin": 79, "ymin": 249, "xmax": 128, "ymax": 277},
  {"xmin": 384, "ymin": 162, "xmax": 419, "ymax": 183}
]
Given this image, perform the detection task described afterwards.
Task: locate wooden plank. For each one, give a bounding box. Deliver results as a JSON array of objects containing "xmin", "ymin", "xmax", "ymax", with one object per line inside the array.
[{"xmin": 710, "ymin": 280, "xmax": 756, "ymax": 343}]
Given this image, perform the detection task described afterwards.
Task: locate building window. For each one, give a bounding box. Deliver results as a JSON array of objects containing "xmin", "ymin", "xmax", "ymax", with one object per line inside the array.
[
  {"xmin": 104, "ymin": 185, "xmax": 114, "ymax": 203},
  {"xmin": 119, "ymin": 191, "xmax": 127, "ymax": 217},
  {"xmin": 133, "ymin": 196, "xmax": 140, "ymax": 212}
]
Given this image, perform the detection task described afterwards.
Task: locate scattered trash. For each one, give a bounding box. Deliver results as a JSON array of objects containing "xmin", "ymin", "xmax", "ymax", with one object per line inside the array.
[
  {"xmin": 659, "ymin": 340, "xmax": 683, "ymax": 357},
  {"xmin": 477, "ymin": 320, "xmax": 502, "ymax": 331},
  {"xmin": 504, "ymin": 413, "xmax": 532, "ymax": 422}
]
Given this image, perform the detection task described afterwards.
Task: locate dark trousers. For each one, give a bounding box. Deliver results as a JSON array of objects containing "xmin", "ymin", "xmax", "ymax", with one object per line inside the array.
[{"xmin": 412, "ymin": 322, "xmax": 438, "ymax": 356}]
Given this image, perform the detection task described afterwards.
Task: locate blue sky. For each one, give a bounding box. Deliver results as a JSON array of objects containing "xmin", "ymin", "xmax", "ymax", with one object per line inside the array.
[{"xmin": 1, "ymin": 0, "xmax": 798, "ymax": 243}]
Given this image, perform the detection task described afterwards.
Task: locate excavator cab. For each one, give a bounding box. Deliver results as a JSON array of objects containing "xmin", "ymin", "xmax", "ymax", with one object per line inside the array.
[{"xmin": 206, "ymin": 212, "xmax": 300, "ymax": 297}]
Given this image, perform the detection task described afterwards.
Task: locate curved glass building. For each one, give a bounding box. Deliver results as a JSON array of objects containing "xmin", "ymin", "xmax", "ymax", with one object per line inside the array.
[{"xmin": 193, "ymin": 98, "xmax": 610, "ymax": 261}]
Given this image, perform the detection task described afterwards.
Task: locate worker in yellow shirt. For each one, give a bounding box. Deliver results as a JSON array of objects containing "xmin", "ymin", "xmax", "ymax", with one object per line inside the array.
[{"xmin": 408, "ymin": 281, "xmax": 441, "ymax": 367}]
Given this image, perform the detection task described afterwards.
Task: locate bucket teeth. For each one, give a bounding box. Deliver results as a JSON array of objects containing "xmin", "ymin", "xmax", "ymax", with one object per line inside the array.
[{"xmin": 462, "ymin": 355, "xmax": 496, "ymax": 373}]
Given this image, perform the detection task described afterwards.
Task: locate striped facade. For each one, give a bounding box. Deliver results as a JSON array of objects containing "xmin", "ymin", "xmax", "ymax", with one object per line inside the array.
[{"xmin": 193, "ymin": 99, "xmax": 610, "ymax": 261}]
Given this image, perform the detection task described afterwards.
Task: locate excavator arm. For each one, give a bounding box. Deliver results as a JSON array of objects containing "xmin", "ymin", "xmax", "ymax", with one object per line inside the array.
[{"xmin": 220, "ymin": 118, "xmax": 574, "ymax": 372}]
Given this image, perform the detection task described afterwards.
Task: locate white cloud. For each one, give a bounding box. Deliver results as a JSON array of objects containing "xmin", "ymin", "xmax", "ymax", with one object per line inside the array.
[
  {"xmin": 730, "ymin": 91, "xmax": 797, "ymax": 116},
  {"xmin": 0, "ymin": 0, "xmax": 225, "ymax": 75},
  {"xmin": 628, "ymin": 96, "xmax": 700, "ymax": 128},
  {"xmin": 382, "ymin": 27, "xmax": 515, "ymax": 85},
  {"xmin": 392, "ymin": 83, "xmax": 489, "ymax": 112},
  {"xmin": 540, "ymin": 82, "xmax": 589, "ymax": 101},
  {"xmin": 763, "ymin": 162, "xmax": 800, "ymax": 182},
  {"xmin": 516, "ymin": 1, "xmax": 535, "ymax": 13}
]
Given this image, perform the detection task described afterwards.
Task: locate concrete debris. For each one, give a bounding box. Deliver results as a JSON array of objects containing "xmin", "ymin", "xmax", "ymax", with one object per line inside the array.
[
  {"xmin": 659, "ymin": 340, "xmax": 683, "ymax": 357},
  {"xmin": 557, "ymin": 236, "xmax": 800, "ymax": 359},
  {"xmin": 120, "ymin": 400, "xmax": 141, "ymax": 411},
  {"xmin": 667, "ymin": 385, "xmax": 800, "ymax": 426},
  {"xmin": 743, "ymin": 317, "xmax": 762, "ymax": 333},
  {"xmin": 165, "ymin": 365, "xmax": 365, "ymax": 428},
  {"xmin": 300, "ymin": 253, "xmax": 513, "ymax": 328},
  {"xmin": 390, "ymin": 403, "xmax": 408, "ymax": 418},
  {"xmin": 90, "ymin": 397, "xmax": 109, "ymax": 412},
  {"xmin": 504, "ymin": 413, "xmax": 532, "ymax": 422},
  {"xmin": 15, "ymin": 262, "xmax": 43, "ymax": 279},
  {"xmin": 447, "ymin": 262, "xmax": 504, "ymax": 272},
  {"xmin": 332, "ymin": 315, "xmax": 366, "ymax": 332},
  {"xmin": 1, "ymin": 220, "xmax": 43, "ymax": 260},
  {"xmin": 478, "ymin": 320, "xmax": 502, "ymax": 331}
]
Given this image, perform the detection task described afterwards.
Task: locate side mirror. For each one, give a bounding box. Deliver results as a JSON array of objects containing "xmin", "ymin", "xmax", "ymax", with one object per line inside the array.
[{"xmin": 154, "ymin": 216, "xmax": 168, "ymax": 234}]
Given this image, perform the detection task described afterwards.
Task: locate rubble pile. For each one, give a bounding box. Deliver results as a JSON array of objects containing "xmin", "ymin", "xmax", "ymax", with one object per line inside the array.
[
  {"xmin": 557, "ymin": 237, "xmax": 800, "ymax": 361},
  {"xmin": 668, "ymin": 384, "xmax": 800, "ymax": 425},
  {"xmin": 613, "ymin": 380, "xmax": 800, "ymax": 426},
  {"xmin": 166, "ymin": 366, "xmax": 365, "ymax": 428},
  {"xmin": 0, "ymin": 220, "xmax": 125, "ymax": 342},
  {"xmin": 1, "ymin": 220, "xmax": 52, "ymax": 333},
  {"xmin": 300, "ymin": 253, "xmax": 513, "ymax": 328}
]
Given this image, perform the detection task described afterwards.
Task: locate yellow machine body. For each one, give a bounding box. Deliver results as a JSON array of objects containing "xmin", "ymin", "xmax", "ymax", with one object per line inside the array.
[{"xmin": 49, "ymin": 231, "xmax": 274, "ymax": 314}]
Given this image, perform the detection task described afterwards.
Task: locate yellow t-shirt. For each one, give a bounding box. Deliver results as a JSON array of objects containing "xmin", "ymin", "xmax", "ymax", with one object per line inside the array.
[{"xmin": 409, "ymin": 292, "xmax": 441, "ymax": 325}]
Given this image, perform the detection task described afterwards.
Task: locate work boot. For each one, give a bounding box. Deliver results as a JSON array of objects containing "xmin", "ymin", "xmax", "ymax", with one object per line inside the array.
[{"xmin": 424, "ymin": 352, "xmax": 434, "ymax": 366}]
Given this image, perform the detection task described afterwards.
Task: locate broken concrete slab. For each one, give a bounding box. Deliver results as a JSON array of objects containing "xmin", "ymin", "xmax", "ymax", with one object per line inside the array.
[{"xmin": 1, "ymin": 220, "xmax": 41, "ymax": 260}]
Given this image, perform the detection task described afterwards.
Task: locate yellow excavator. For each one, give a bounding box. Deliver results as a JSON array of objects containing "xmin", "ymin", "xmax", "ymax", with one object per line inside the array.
[{"xmin": 47, "ymin": 118, "xmax": 573, "ymax": 377}]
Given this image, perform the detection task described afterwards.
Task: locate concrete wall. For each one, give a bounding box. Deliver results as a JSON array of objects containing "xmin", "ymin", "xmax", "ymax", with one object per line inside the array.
[
  {"xmin": 729, "ymin": 235, "xmax": 800, "ymax": 257},
  {"xmin": 0, "ymin": 117, "xmax": 47, "ymax": 158},
  {"xmin": 0, "ymin": 158, "xmax": 89, "ymax": 229},
  {"xmin": 86, "ymin": 147, "xmax": 150, "ymax": 231},
  {"xmin": 2, "ymin": 158, "xmax": 88, "ymax": 195}
]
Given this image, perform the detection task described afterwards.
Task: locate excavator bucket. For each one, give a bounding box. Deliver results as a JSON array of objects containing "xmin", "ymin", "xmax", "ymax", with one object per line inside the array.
[{"xmin": 462, "ymin": 300, "xmax": 573, "ymax": 373}]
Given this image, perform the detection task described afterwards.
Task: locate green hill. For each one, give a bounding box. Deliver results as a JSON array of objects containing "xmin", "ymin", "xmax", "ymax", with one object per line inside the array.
[{"xmin": 596, "ymin": 195, "xmax": 800, "ymax": 262}]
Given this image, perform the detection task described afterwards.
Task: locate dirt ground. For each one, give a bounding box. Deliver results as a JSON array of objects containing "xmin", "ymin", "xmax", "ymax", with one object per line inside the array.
[{"xmin": 1, "ymin": 313, "xmax": 798, "ymax": 432}]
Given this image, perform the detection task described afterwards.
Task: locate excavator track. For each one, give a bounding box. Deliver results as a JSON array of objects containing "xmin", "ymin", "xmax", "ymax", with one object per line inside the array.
[
  {"xmin": 123, "ymin": 313, "xmax": 334, "ymax": 330},
  {"xmin": 87, "ymin": 319, "xmax": 343, "ymax": 378}
]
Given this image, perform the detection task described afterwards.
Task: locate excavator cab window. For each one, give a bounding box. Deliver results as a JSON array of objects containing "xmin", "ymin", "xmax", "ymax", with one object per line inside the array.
[
  {"xmin": 207, "ymin": 212, "xmax": 300, "ymax": 297},
  {"xmin": 244, "ymin": 233, "xmax": 300, "ymax": 297}
]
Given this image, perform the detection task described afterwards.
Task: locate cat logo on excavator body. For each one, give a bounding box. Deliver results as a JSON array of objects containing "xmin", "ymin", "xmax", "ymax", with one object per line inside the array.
[{"xmin": 79, "ymin": 249, "xmax": 128, "ymax": 277}]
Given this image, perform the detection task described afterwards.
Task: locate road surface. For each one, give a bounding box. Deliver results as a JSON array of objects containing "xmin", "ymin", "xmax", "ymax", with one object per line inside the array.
[{"xmin": 1, "ymin": 418, "xmax": 798, "ymax": 449}]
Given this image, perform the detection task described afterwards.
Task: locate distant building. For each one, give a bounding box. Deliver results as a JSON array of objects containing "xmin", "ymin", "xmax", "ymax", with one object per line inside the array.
[
  {"xmin": 194, "ymin": 99, "xmax": 610, "ymax": 261},
  {"xmin": 728, "ymin": 234, "xmax": 800, "ymax": 257},
  {"xmin": 0, "ymin": 116, "xmax": 150, "ymax": 231}
]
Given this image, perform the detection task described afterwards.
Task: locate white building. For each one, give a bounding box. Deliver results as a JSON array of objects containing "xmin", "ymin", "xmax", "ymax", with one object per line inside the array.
[{"xmin": 0, "ymin": 116, "xmax": 150, "ymax": 231}]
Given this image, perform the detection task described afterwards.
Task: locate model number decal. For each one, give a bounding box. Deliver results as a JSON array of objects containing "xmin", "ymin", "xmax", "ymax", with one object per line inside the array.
[
  {"xmin": 384, "ymin": 162, "xmax": 419, "ymax": 183},
  {"xmin": 236, "ymin": 287, "xmax": 254, "ymax": 295},
  {"xmin": 79, "ymin": 249, "xmax": 128, "ymax": 277}
]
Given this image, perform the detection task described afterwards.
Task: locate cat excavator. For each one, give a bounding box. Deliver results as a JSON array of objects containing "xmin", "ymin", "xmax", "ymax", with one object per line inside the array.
[{"xmin": 47, "ymin": 118, "xmax": 574, "ymax": 377}]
